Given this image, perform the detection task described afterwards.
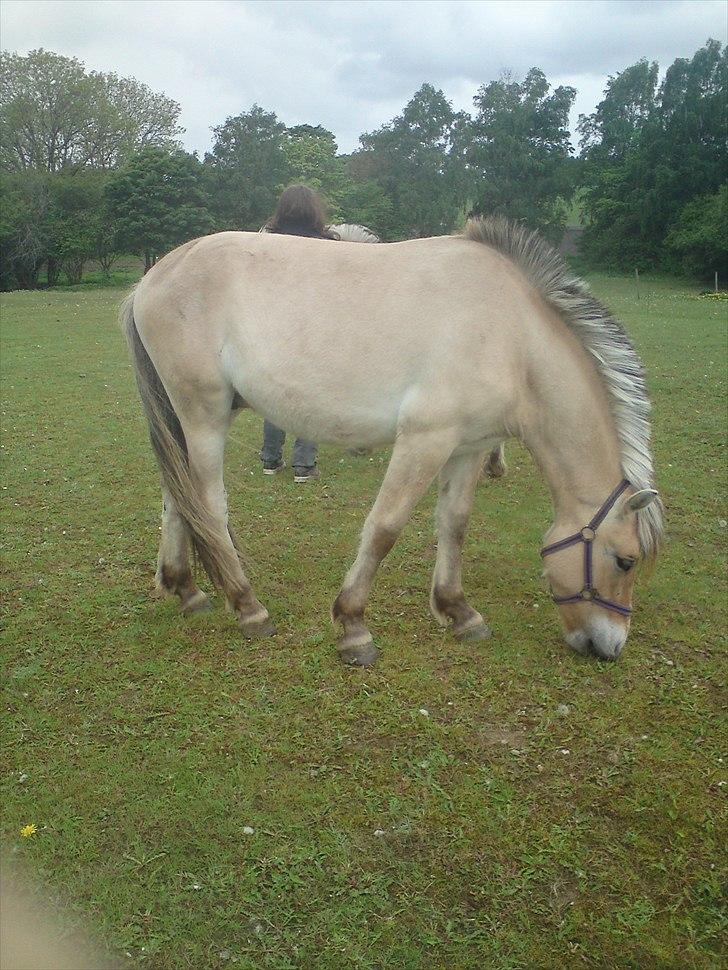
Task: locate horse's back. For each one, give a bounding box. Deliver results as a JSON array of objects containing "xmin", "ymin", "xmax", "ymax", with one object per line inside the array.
[{"xmin": 138, "ymin": 230, "xmax": 530, "ymax": 329}]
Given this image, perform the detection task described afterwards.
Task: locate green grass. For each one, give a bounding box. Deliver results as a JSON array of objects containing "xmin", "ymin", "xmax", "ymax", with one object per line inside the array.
[{"xmin": 1, "ymin": 276, "xmax": 726, "ymax": 969}]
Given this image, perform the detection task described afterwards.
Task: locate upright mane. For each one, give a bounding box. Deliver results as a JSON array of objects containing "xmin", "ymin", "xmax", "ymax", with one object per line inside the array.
[{"xmin": 464, "ymin": 215, "xmax": 664, "ymax": 559}]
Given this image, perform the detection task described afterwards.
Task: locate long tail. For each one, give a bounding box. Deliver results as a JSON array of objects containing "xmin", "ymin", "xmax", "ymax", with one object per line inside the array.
[{"xmin": 120, "ymin": 292, "xmax": 244, "ymax": 591}]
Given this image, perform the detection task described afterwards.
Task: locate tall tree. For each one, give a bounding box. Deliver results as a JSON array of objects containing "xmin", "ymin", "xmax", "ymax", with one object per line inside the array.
[
  {"xmin": 282, "ymin": 124, "xmax": 346, "ymax": 214},
  {"xmin": 355, "ymin": 84, "xmax": 466, "ymax": 238},
  {"xmin": 86, "ymin": 72, "xmax": 184, "ymax": 170},
  {"xmin": 578, "ymin": 40, "xmax": 727, "ymax": 271},
  {"xmin": 578, "ymin": 59, "xmax": 659, "ymax": 162},
  {"xmin": 0, "ymin": 172, "xmax": 55, "ymax": 288},
  {"xmin": 0, "ymin": 49, "xmax": 182, "ymax": 173},
  {"xmin": 49, "ymin": 172, "xmax": 108, "ymax": 284},
  {"xmin": 337, "ymin": 174, "xmax": 394, "ymax": 237},
  {"xmin": 205, "ymin": 106, "xmax": 290, "ymax": 229},
  {"xmin": 650, "ymin": 39, "xmax": 727, "ymax": 216},
  {"xmin": 463, "ymin": 69, "xmax": 577, "ymax": 239},
  {"xmin": 577, "ymin": 60, "xmax": 661, "ymax": 267},
  {"xmin": 106, "ymin": 148, "xmax": 213, "ymax": 271}
]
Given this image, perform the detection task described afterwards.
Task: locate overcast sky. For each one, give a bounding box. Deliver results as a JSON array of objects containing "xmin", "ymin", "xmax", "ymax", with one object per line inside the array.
[{"xmin": 2, "ymin": 0, "xmax": 726, "ymax": 154}]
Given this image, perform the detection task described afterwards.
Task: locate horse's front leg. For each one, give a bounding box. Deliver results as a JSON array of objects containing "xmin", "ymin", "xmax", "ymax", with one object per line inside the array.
[
  {"xmin": 430, "ymin": 448, "xmax": 491, "ymax": 641},
  {"xmin": 332, "ymin": 427, "xmax": 458, "ymax": 666},
  {"xmin": 155, "ymin": 486, "xmax": 211, "ymax": 615}
]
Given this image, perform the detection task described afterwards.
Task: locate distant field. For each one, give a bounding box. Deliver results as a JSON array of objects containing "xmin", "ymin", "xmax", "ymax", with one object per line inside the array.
[{"xmin": 1, "ymin": 275, "xmax": 725, "ymax": 969}]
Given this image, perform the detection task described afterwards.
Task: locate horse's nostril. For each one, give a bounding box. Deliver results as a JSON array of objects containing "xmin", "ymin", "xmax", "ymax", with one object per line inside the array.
[{"xmin": 587, "ymin": 638, "xmax": 618, "ymax": 662}]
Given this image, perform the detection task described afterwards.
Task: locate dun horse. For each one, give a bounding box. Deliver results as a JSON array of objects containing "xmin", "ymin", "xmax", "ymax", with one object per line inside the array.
[{"xmin": 122, "ymin": 217, "xmax": 663, "ymax": 666}]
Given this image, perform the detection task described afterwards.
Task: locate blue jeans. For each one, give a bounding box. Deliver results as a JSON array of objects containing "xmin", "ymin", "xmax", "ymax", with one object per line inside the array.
[{"xmin": 261, "ymin": 421, "xmax": 317, "ymax": 468}]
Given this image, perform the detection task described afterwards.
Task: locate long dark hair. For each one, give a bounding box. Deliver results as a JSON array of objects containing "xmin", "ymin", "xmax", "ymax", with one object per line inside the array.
[{"xmin": 264, "ymin": 185, "xmax": 340, "ymax": 240}]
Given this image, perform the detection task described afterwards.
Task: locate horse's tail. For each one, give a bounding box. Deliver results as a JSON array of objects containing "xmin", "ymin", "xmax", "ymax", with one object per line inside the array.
[{"xmin": 120, "ymin": 291, "xmax": 243, "ymax": 590}]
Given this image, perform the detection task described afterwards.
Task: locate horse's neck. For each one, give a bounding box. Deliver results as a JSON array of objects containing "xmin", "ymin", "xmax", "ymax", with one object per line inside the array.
[{"xmin": 519, "ymin": 333, "xmax": 624, "ymax": 519}]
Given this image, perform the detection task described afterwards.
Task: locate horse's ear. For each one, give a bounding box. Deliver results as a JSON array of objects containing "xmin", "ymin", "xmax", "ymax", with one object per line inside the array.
[{"xmin": 623, "ymin": 489, "xmax": 659, "ymax": 514}]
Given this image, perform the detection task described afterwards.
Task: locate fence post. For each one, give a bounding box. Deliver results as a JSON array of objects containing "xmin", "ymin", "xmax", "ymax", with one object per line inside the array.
[
  {"xmin": 715, "ymin": 271, "xmax": 719, "ymax": 294},
  {"xmin": 635, "ymin": 267, "xmax": 640, "ymax": 300}
]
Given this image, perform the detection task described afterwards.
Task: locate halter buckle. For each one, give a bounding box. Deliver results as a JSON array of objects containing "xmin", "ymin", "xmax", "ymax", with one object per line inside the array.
[
  {"xmin": 580, "ymin": 587, "xmax": 595, "ymax": 601},
  {"xmin": 580, "ymin": 526, "xmax": 596, "ymax": 542}
]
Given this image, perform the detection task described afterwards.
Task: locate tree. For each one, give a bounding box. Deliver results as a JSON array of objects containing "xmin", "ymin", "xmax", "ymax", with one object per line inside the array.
[
  {"xmin": 354, "ymin": 84, "xmax": 466, "ymax": 239},
  {"xmin": 648, "ymin": 39, "xmax": 727, "ymax": 223},
  {"xmin": 282, "ymin": 125, "xmax": 347, "ymax": 213},
  {"xmin": 665, "ymin": 185, "xmax": 728, "ymax": 279},
  {"xmin": 106, "ymin": 148, "xmax": 214, "ymax": 271},
  {"xmin": 578, "ymin": 41, "xmax": 727, "ymax": 272},
  {"xmin": 0, "ymin": 49, "xmax": 182, "ymax": 173},
  {"xmin": 337, "ymin": 176, "xmax": 394, "ymax": 237},
  {"xmin": 577, "ymin": 59, "xmax": 661, "ymax": 268},
  {"xmin": 85, "ymin": 71, "xmax": 184, "ymax": 170},
  {"xmin": 0, "ymin": 172, "xmax": 55, "ymax": 288},
  {"xmin": 93, "ymin": 204, "xmax": 119, "ymax": 279},
  {"xmin": 205, "ymin": 106, "xmax": 290, "ymax": 229},
  {"xmin": 49, "ymin": 173, "xmax": 108, "ymax": 284},
  {"xmin": 578, "ymin": 59, "xmax": 659, "ymax": 163},
  {"xmin": 463, "ymin": 69, "xmax": 576, "ymax": 239}
]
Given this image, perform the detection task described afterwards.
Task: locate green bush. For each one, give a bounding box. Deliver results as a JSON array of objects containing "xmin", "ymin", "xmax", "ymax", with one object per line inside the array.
[{"xmin": 665, "ymin": 184, "xmax": 728, "ymax": 280}]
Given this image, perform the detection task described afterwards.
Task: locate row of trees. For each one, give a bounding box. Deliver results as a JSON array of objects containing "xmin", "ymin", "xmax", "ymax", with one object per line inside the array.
[{"xmin": 1, "ymin": 43, "xmax": 725, "ymax": 290}]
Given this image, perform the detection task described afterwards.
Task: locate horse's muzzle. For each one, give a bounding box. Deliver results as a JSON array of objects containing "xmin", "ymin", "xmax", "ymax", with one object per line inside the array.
[{"xmin": 565, "ymin": 618, "xmax": 627, "ymax": 661}]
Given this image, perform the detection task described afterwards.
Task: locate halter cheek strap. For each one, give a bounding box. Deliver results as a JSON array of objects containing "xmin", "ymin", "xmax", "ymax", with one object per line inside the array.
[{"xmin": 540, "ymin": 479, "xmax": 632, "ymax": 617}]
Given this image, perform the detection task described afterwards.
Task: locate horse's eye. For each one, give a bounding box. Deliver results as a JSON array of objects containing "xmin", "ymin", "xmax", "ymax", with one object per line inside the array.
[{"xmin": 616, "ymin": 556, "xmax": 636, "ymax": 573}]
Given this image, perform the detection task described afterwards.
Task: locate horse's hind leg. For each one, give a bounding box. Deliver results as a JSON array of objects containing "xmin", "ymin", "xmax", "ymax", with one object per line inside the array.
[
  {"xmin": 183, "ymin": 423, "xmax": 274, "ymax": 638},
  {"xmin": 484, "ymin": 442, "xmax": 507, "ymax": 478},
  {"xmin": 430, "ymin": 448, "xmax": 491, "ymax": 641},
  {"xmin": 155, "ymin": 486, "xmax": 211, "ymax": 615},
  {"xmin": 332, "ymin": 427, "xmax": 458, "ymax": 666}
]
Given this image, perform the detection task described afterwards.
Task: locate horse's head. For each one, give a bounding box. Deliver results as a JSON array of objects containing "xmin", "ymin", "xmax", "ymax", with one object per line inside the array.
[{"xmin": 542, "ymin": 483, "xmax": 660, "ymax": 661}]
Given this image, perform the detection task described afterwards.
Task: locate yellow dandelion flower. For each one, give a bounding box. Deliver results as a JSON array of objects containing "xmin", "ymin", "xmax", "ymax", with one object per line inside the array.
[{"xmin": 20, "ymin": 823, "xmax": 37, "ymax": 838}]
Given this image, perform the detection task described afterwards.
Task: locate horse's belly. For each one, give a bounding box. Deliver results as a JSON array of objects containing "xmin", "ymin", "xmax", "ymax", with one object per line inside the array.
[
  {"xmin": 251, "ymin": 394, "xmax": 399, "ymax": 445},
  {"xmin": 232, "ymin": 366, "xmax": 403, "ymax": 445}
]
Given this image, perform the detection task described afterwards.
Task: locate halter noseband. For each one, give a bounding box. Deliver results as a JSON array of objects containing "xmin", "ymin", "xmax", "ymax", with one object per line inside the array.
[{"xmin": 540, "ymin": 479, "xmax": 632, "ymax": 617}]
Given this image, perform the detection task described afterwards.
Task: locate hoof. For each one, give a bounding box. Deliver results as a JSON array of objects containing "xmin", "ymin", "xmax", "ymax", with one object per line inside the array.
[
  {"xmin": 338, "ymin": 640, "xmax": 380, "ymax": 667},
  {"xmin": 181, "ymin": 591, "xmax": 212, "ymax": 616},
  {"xmin": 454, "ymin": 621, "xmax": 491, "ymax": 642},
  {"xmin": 239, "ymin": 617, "xmax": 277, "ymax": 639}
]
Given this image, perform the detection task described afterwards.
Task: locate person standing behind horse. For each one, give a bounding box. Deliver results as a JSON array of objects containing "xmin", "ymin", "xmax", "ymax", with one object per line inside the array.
[{"xmin": 259, "ymin": 185, "xmax": 340, "ymax": 482}]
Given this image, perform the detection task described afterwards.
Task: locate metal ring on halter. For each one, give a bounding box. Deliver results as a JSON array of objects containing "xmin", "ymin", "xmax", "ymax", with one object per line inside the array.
[{"xmin": 540, "ymin": 480, "xmax": 633, "ymax": 617}]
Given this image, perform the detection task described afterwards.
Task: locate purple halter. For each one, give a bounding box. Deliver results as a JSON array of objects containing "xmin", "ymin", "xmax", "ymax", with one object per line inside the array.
[{"xmin": 540, "ymin": 479, "xmax": 632, "ymax": 617}]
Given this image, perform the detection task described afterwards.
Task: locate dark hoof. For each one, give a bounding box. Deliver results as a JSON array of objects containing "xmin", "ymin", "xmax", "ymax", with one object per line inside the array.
[
  {"xmin": 182, "ymin": 592, "xmax": 212, "ymax": 616},
  {"xmin": 239, "ymin": 618, "xmax": 277, "ymax": 639},
  {"xmin": 338, "ymin": 640, "xmax": 379, "ymax": 667},
  {"xmin": 454, "ymin": 621, "xmax": 491, "ymax": 642}
]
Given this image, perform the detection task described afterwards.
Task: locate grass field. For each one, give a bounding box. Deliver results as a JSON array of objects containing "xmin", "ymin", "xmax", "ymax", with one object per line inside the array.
[{"xmin": 1, "ymin": 274, "xmax": 726, "ymax": 969}]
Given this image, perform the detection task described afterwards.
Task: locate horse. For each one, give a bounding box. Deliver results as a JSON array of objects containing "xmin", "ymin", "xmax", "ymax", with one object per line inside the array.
[
  {"xmin": 122, "ymin": 216, "xmax": 663, "ymax": 666},
  {"xmin": 329, "ymin": 223, "xmax": 381, "ymax": 244}
]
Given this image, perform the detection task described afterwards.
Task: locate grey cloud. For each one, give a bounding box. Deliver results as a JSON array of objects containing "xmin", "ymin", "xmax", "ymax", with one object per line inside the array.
[{"xmin": 1, "ymin": 0, "xmax": 725, "ymax": 154}]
